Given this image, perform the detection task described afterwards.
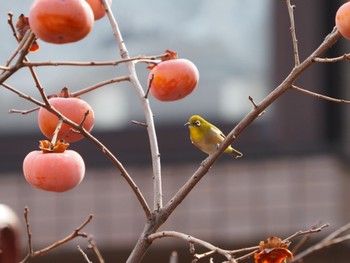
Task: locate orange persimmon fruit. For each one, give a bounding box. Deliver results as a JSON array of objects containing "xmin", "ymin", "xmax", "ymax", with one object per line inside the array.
[
  {"xmin": 29, "ymin": 0, "xmax": 94, "ymax": 44},
  {"xmin": 23, "ymin": 140, "xmax": 85, "ymax": 192},
  {"xmin": 38, "ymin": 96, "xmax": 95, "ymax": 142},
  {"xmin": 254, "ymin": 236, "xmax": 293, "ymax": 263},
  {"xmin": 147, "ymin": 50, "xmax": 199, "ymax": 101},
  {"xmin": 336, "ymin": 2, "xmax": 350, "ymax": 40}
]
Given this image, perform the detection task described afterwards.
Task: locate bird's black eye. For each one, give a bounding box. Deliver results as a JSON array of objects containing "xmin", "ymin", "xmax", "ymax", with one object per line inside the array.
[{"xmin": 195, "ymin": 120, "xmax": 201, "ymax": 127}]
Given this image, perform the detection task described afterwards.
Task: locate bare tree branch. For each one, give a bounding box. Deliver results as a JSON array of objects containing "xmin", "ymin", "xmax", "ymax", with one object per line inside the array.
[
  {"xmin": 291, "ymin": 85, "xmax": 350, "ymax": 104},
  {"xmin": 313, "ymin": 53, "xmax": 350, "ymax": 63},
  {"xmin": 88, "ymin": 236, "xmax": 105, "ymax": 263},
  {"xmin": 102, "ymin": 0, "xmax": 163, "ymax": 212},
  {"xmin": 286, "ymin": 0, "xmax": 300, "ymax": 65},
  {"xmin": 71, "ymin": 75, "xmax": 130, "ymax": 97},
  {"xmin": 78, "ymin": 245, "xmax": 93, "ymax": 263},
  {"xmin": 20, "ymin": 213, "xmax": 93, "ymax": 263},
  {"xmin": 293, "ymin": 222, "xmax": 350, "ymax": 262},
  {"xmin": 21, "ymin": 53, "xmax": 168, "ymax": 68},
  {"xmin": 148, "ymin": 231, "xmax": 237, "ymax": 263}
]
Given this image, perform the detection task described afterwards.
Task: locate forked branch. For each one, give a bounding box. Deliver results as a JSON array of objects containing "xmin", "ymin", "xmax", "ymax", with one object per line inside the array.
[
  {"xmin": 20, "ymin": 208, "xmax": 93, "ymax": 263},
  {"xmin": 103, "ymin": 0, "xmax": 163, "ymax": 211}
]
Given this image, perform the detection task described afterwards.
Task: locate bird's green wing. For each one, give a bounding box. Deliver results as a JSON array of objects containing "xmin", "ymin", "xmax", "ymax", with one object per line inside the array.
[{"xmin": 209, "ymin": 126, "xmax": 226, "ymax": 140}]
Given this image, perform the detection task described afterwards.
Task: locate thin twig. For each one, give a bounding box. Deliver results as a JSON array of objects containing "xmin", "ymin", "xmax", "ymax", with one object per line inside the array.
[
  {"xmin": 312, "ymin": 53, "xmax": 350, "ymax": 63},
  {"xmin": 148, "ymin": 231, "xmax": 237, "ymax": 263},
  {"xmin": 5, "ymin": 13, "xmax": 24, "ymax": 67},
  {"xmin": 78, "ymin": 245, "xmax": 93, "ymax": 263},
  {"xmin": 291, "ymin": 85, "xmax": 350, "ymax": 104},
  {"xmin": 291, "ymin": 222, "xmax": 328, "ymax": 255},
  {"xmin": 248, "ymin": 96, "xmax": 265, "ymax": 117},
  {"xmin": 0, "ymin": 30, "xmax": 36, "ymax": 85},
  {"xmin": 1, "ymin": 82, "xmax": 45, "ymax": 108},
  {"xmin": 293, "ymin": 223, "xmax": 350, "ymax": 262},
  {"xmin": 227, "ymin": 245, "xmax": 259, "ymax": 256},
  {"xmin": 322, "ymin": 222, "xmax": 350, "ymax": 243},
  {"xmin": 284, "ymin": 223, "xmax": 330, "ymax": 241},
  {"xmin": 23, "ymin": 207, "xmax": 33, "ymax": 256},
  {"xmin": 20, "ymin": 214, "xmax": 93, "ymax": 263},
  {"xmin": 6, "ymin": 13, "xmax": 42, "ymax": 94},
  {"xmin": 7, "ymin": 13, "xmax": 56, "ymax": 112},
  {"xmin": 235, "ymin": 250, "xmax": 257, "ymax": 262},
  {"xmin": 21, "ymin": 53, "xmax": 168, "ymax": 68},
  {"xmin": 8, "ymin": 107, "xmax": 39, "ymax": 114},
  {"xmin": 32, "ymin": 214, "xmax": 92, "ymax": 257},
  {"xmin": 88, "ymin": 236, "xmax": 105, "ymax": 263},
  {"xmin": 131, "ymin": 120, "xmax": 148, "ymax": 128},
  {"xmin": 286, "ymin": 0, "xmax": 300, "ymax": 65},
  {"xmin": 71, "ymin": 75, "xmax": 130, "ymax": 97},
  {"xmin": 7, "ymin": 12, "xmax": 18, "ymax": 41}
]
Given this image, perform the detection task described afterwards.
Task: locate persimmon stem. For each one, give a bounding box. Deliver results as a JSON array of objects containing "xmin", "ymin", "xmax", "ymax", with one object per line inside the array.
[
  {"xmin": 50, "ymin": 118, "xmax": 63, "ymax": 149},
  {"xmin": 144, "ymin": 73, "xmax": 154, "ymax": 99}
]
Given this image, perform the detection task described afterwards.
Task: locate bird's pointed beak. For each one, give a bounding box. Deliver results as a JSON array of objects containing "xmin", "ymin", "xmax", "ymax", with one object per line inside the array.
[{"xmin": 184, "ymin": 122, "xmax": 191, "ymax": 127}]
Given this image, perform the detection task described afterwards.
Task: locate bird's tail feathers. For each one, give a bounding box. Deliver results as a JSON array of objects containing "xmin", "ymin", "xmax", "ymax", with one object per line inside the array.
[{"xmin": 228, "ymin": 148, "xmax": 243, "ymax": 159}]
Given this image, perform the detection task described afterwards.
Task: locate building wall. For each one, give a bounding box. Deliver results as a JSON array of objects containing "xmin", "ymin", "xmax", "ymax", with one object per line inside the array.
[{"xmin": 0, "ymin": 154, "xmax": 348, "ymax": 261}]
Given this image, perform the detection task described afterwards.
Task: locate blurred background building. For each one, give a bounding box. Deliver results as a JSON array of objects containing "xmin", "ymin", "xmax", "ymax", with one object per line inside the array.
[{"xmin": 0, "ymin": 0, "xmax": 349, "ymax": 262}]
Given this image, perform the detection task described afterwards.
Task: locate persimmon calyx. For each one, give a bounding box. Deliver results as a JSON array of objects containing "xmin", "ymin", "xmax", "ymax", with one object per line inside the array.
[
  {"xmin": 48, "ymin": 87, "xmax": 79, "ymax": 99},
  {"xmin": 162, "ymin": 49, "xmax": 178, "ymax": 61},
  {"xmin": 39, "ymin": 139, "xmax": 69, "ymax": 153},
  {"xmin": 147, "ymin": 49, "xmax": 179, "ymax": 70},
  {"xmin": 15, "ymin": 14, "xmax": 40, "ymax": 52},
  {"xmin": 254, "ymin": 236, "xmax": 293, "ymax": 263}
]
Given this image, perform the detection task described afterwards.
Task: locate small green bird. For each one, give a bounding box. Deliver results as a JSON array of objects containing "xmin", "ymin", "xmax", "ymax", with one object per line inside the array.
[{"xmin": 185, "ymin": 115, "xmax": 243, "ymax": 158}]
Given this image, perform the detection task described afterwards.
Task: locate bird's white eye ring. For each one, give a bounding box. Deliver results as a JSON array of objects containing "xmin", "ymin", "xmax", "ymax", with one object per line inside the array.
[{"xmin": 195, "ymin": 120, "xmax": 201, "ymax": 126}]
